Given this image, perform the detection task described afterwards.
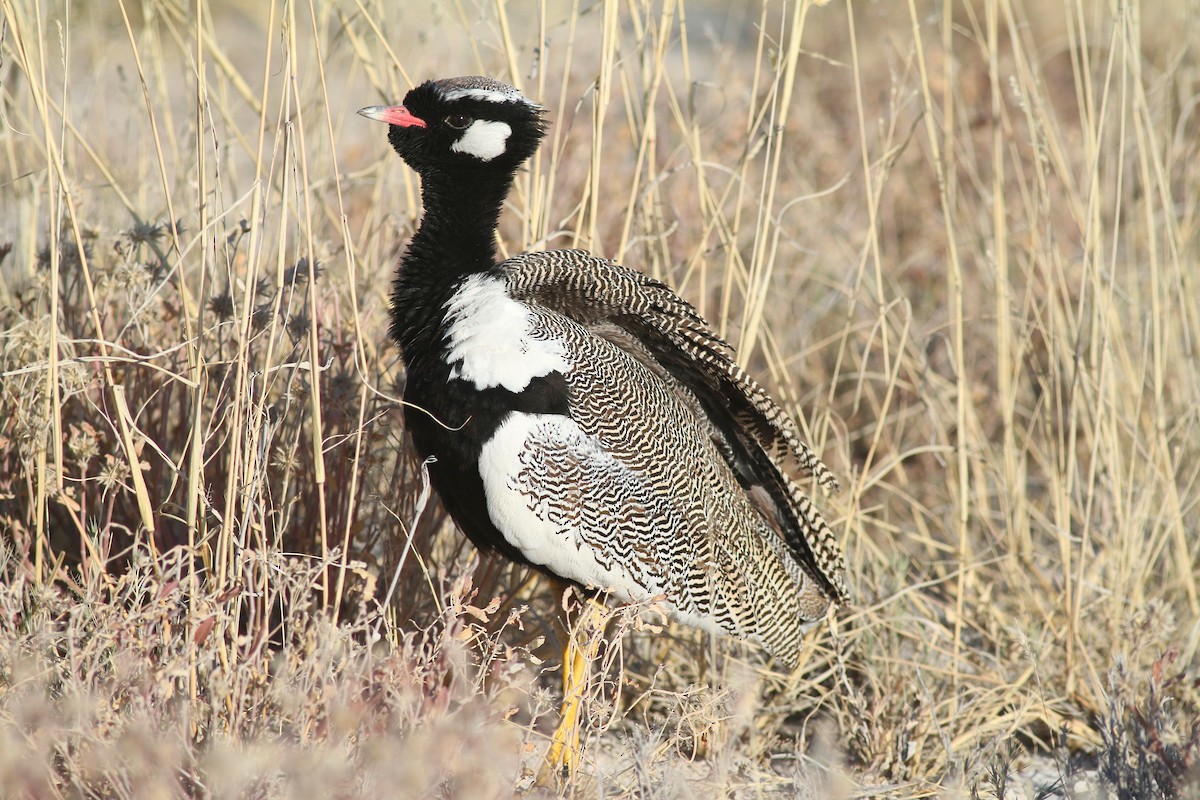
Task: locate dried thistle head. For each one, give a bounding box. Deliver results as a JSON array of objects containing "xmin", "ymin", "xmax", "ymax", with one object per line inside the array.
[
  {"xmin": 251, "ymin": 302, "xmax": 274, "ymax": 331},
  {"xmin": 123, "ymin": 221, "xmax": 167, "ymax": 247},
  {"xmin": 37, "ymin": 236, "xmax": 93, "ymax": 274},
  {"xmin": 326, "ymin": 366, "xmax": 357, "ymax": 407},
  {"xmin": 3, "ymin": 316, "xmax": 52, "ymax": 365},
  {"xmin": 59, "ymin": 360, "xmax": 90, "ymax": 397},
  {"xmin": 208, "ymin": 291, "xmax": 234, "ymax": 321},
  {"xmin": 67, "ymin": 422, "xmax": 101, "ymax": 465},
  {"xmin": 97, "ymin": 454, "xmax": 130, "ymax": 491},
  {"xmin": 284, "ymin": 257, "xmax": 323, "ymax": 284},
  {"xmin": 286, "ymin": 312, "xmax": 311, "ymax": 343},
  {"xmin": 225, "ymin": 218, "xmax": 251, "ymax": 245},
  {"xmin": 107, "ymin": 258, "xmax": 154, "ymax": 295}
]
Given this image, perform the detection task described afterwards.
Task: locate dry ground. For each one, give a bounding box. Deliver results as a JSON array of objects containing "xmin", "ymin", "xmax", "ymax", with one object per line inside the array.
[{"xmin": 1, "ymin": 0, "xmax": 1198, "ymax": 797}]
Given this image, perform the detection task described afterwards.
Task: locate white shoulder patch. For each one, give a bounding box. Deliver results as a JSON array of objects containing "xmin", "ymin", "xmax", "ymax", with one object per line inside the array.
[
  {"xmin": 444, "ymin": 274, "xmax": 570, "ymax": 392},
  {"xmin": 450, "ymin": 119, "xmax": 512, "ymax": 162}
]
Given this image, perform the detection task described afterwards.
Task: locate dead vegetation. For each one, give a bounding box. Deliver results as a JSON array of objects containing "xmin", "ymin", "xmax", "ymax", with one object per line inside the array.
[{"xmin": 1, "ymin": 0, "xmax": 1198, "ymax": 797}]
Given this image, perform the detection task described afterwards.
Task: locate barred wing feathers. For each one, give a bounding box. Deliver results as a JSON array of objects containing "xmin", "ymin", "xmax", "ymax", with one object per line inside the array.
[{"xmin": 500, "ymin": 249, "xmax": 848, "ymax": 604}]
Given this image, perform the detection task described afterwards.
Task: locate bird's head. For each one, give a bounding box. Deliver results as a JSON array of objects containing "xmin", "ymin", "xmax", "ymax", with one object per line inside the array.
[{"xmin": 359, "ymin": 76, "xmax": 546, "ymax": 175}]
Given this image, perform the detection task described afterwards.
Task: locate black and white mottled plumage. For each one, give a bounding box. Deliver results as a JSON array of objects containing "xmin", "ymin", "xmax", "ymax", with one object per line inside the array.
[{"xmin": 361, "ymin": 76, "xmax": 846, "ymax": 666}]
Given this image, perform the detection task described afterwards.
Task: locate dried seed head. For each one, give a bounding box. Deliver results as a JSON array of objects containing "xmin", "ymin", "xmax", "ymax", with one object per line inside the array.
[
  {"xmin": 286, "ymin": 312, "xmax": 311, "ymax": 342},
  {"xmin": 37, "ymin": 238, "xmax": 93, "ymax": 273},
  {"xmin": 284, "ymin": 257, "xmax": 323, "ymax": 284},
  {"xmin": 124, "ymin": 220, "xmax": 167, "ymax": 246},
  {"xmin": 68, "ymin": 422, "xmax": 100, "ymax": 463},
  {"xmin": 251, "ymin": 302, "xmax": 274, "ymax": 331},
  {"xmin": 98, "ymin": 454, "xmax": 131, "ymax": 491},
  {"xmin": 208, "ymin": 291, "xmax": 235, "ymax": 320}
]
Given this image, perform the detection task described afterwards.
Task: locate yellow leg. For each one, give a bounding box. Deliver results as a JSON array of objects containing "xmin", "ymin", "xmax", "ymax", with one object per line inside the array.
[{"xmin": 540, "ymin": 597, "xmax": 607, "ymax": 780}]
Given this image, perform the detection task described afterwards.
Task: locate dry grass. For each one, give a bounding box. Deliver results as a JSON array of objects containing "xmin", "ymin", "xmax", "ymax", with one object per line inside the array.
[{"xmin": 1, "ymin": 0, "xmax": 1198, "ymax": 797}]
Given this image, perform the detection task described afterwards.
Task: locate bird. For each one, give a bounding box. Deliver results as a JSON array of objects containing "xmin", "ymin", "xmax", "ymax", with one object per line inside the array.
[{"xmin": 359, "ymin": 75, "xmax": 847, "ymax": 774}]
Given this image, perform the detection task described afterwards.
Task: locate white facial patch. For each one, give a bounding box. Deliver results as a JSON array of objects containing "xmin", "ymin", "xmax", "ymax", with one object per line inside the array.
[
  {"xmin": 443, "ymin": 274, "xmax": 570, "ymax": 392},
  {"xmin": 450, "ymin": 119, "xmax": 512, "ymax": 162}
]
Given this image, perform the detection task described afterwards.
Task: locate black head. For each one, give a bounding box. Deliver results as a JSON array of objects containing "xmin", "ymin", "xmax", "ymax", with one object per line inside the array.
[{"xmin": 359, "ymin": 76, "xmax": 546, "ymax": 175}]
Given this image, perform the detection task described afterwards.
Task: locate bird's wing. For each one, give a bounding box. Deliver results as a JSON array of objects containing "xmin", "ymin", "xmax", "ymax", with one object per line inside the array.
[
  {"xmin": 477, "ymin": 309, "xmax": 832, "ymax": 665},
  {"xmin": 499, "ymin": 250, "xmax": 848, "ymax": 603}
]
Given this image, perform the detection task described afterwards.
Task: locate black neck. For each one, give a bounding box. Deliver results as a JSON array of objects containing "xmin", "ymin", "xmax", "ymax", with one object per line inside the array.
[
  {"xmin": 411, "ymin": 166, "xmax": 515, "ymax": 268},
  {"xmin": 390, "ymin": 165, "xmax": 517, "ymax": 356}
]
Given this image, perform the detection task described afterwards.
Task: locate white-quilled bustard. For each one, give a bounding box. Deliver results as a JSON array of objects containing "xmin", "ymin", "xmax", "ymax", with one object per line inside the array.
[{"xmin": 360, "ymin": 76, "xmax": 847, "ymax": 773}]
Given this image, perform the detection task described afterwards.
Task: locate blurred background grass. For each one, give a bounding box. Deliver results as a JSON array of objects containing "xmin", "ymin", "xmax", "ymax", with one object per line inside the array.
[{"xmin": 1, "ymin": 0, "xmax": 1198, "ymax": 796}]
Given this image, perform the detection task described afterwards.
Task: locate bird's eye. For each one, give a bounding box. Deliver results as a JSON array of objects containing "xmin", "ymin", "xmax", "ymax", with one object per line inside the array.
[{"xmin": 445, "ymin": 113, "xmax": 472, "ymax": 130}]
